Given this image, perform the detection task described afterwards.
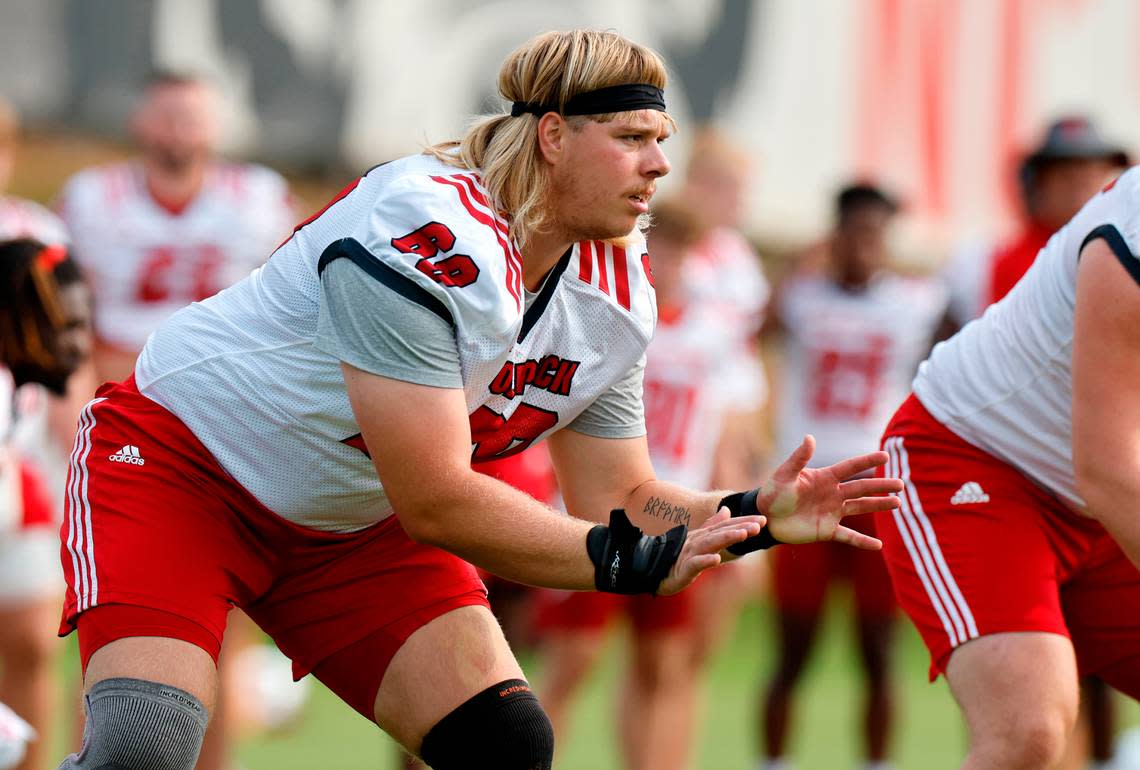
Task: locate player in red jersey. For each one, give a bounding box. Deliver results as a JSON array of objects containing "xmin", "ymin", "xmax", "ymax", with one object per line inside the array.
[{"xmin": 55, "ymin": 31, "xmax": 901, "ymax": 770}]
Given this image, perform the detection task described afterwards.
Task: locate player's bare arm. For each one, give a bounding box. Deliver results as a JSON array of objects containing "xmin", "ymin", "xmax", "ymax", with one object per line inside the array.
[
  {"xmin": 1073, "ymin": 237, "xmax": 1140, "ymax": 567},
  {"xmin": 548, "ymin": 427, "xmax": 902, "ymax": 564},
  {"xmin": 343, "ymin": 363, "xmax": 764, "ymax": 592}
]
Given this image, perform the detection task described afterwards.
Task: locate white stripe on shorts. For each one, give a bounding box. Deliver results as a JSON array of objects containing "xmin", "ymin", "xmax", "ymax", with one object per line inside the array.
[
  {"xmin": 66, "ymin": 398, "xmax": 105, "ymax": 611},
  {"xmin": 895, "ymin": 437, "xmax": 979, "ymax": 640},
  {"xmin": 885, "ymin": 436, "xmax": 978, "ymax": 648}
]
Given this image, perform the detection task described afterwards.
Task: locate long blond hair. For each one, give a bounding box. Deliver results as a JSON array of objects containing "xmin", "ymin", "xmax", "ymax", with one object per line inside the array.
[{"xmin": 426, "ymin": 30, "xmax": 670, "ymax": 247}]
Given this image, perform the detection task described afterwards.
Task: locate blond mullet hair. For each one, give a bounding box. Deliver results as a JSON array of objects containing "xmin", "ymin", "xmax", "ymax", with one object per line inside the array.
[{"xmin": 426, "ymin": 30, "xmax": 671, "ymax": 247}]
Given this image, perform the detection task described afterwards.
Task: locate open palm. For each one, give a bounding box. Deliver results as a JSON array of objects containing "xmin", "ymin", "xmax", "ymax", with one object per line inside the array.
[{"xmin": 759, "ymin": 435, "xmax": 902, "ymax": 549}]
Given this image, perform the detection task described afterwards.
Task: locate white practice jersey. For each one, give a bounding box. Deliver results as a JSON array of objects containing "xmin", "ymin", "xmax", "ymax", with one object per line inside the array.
[
  {"xmin": 58, "ymin": 161, "xmax": 294, "ymax": 351},
  {"xmin": 136, "ymin": 154, "xmax": 656, "ymax": 532},
  {"xmin": 778, "ymin": 273, "xmax": 948, "ymax": 468},
  {"xmin": 685, "ymin": 227, "xmax": 770, "ymax": 406},
  {"xmin": 643, "ymin": 303, "xmax": 744, "ymax": 490},
  {"xmin": 0, "ymin": 196, "xmax": 68, "ymax": 244},
  {"xmin": 915, "ymin": 166, "xmax": 1140, "ymax": 510}
]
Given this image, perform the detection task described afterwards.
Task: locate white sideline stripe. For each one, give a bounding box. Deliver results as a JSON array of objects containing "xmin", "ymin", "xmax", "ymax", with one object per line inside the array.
[
  {"xmin": 885, "ymin": 438, "xmax": 960, "ymax": 646},
  {"xmin": 896, "ymin": 438, "xmax": 979, "ymax": 640}
]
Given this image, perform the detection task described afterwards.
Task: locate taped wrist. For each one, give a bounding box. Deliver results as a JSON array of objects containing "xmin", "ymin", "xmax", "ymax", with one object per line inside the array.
[
  {"xmin": 585, "ymin": 509, "xmax": 686, "ymax": 595},
  {"xmin": 718, "ymin": 489, "xmax": 782, "ymax": 555}
]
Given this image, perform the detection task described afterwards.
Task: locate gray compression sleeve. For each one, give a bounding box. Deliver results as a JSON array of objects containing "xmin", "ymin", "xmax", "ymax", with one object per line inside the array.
[
  {"xmin": 314, "ymin": 256, "xmax": 462, "ymax": 388},
  {"xmin": 58, "ymin": 678, "xmax": 207, "ymax": 770}
]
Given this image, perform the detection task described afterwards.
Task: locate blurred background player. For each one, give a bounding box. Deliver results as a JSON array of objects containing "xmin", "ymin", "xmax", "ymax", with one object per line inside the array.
[
  {"xmin": 56, "ymin": 71, "xmax": 296, "ymax": 385},
  {"xmin": 0, "ymin": 99, "xmax": 68, "ymax": 247},
  {"xmin": 677, "ymin": 128, "xmax": 770, "ymax": 482},
  {"xmin": 758, "ymin": 184, "xmax": 948, "ymax": 770},
  {"xmin": 0, "ymin": 238, "xmax": 90, "ymax": 770},
  {"xmin": 944, "ymin": 116, "xmax": 1129, "ymax": 329},
  {"xmin": 538, "ymin": 198, "xmax": 766, "ymax": 770},
  {"xmin": 0, "ymin": 96, "xmax": 92, "ymax": 770},
  {"xmin": 55, "ymin": 72, "xmax": 299, "ymax": 770}
]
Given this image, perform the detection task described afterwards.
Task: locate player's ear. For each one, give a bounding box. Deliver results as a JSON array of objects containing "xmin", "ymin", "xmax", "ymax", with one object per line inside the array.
[{"xmin": 536, "ymin": 113, "xmax": 567, "ymax": 166}]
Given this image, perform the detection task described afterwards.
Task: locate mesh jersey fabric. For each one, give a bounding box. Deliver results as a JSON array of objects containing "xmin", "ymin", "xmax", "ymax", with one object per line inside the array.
[
  {"xmin": 135, "ymin": 155, "xmax": 656, "ymax": 531},
  {"xmin": 914, "ymin": 165, "xmax": 1140, "ymax": 509}
]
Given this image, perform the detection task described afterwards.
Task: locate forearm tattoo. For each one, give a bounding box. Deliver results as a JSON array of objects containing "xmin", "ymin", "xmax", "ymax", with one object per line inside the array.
[{"xmin": 642, "ymin": 496, "xmax": 691, "ymax": 526}]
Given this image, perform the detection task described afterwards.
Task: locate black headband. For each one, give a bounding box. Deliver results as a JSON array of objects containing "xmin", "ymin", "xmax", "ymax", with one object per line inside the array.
[{"xmin": 511, "ymin": 83, "xmax": 666, "ymax": 118}]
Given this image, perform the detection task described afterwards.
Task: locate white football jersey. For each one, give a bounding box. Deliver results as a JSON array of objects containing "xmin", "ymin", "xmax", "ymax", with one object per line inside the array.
[
  {"xmin": 136, "ymin": 154, "xmax": 656, "ymax": 532},
  {"xmin": 685, "ymin": 227, "xmax": 770, "ymax": 407},
  {"xmin": 915, "ymin": 166, "xmax": 1140, "ymax": 510},
  {"xmin": 778, "ymin": 273, "xmax": 948, "ymax": 468},
  {"xmin": 58, "ymin": 161, "xmax": 294, "ymax": 351},
  {"xmin": 0, "ymin": 196, "xmax": 68, "ymax": 244},
  {"xmin": 643, "ymin": 303, "xmax": 745, "ymax": 490}
]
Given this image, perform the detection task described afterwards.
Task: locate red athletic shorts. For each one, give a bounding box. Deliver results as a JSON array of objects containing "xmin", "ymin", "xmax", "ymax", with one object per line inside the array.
[
  {"xmin": 877, "ymin": 394, "xmax": 1140, "ymax": 692},
  {"xmin": 60, "ymin": 377, "xmax": 489, "ymax": 718},
  {"xmin": 535, "ymin": 583, "xmax": 694, "ymax": 635},
  {"xmin": 771, "ymin": 512, "xmax": 895, "ymax": 619}
]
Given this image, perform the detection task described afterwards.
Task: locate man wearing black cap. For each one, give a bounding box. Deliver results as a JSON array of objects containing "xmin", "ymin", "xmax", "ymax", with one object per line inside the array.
[{"xmin": 947, "ymin": 116, "xmax": 1129, "ymax": 327}]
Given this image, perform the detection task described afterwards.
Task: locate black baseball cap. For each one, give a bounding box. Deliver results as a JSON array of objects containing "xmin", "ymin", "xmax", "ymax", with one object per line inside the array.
[{"xmin": 1024, "ymin": 116, "xmax": 1130, "ymax": 169}]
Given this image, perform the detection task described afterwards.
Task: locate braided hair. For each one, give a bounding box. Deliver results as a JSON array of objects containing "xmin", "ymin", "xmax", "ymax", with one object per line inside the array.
[{"xmin": 0, "ymin": 238, "xmax": 77, "ymax": 391}]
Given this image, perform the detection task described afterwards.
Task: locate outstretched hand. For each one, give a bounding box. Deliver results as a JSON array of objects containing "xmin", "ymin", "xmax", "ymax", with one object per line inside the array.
[
  {"xmin": 656, "ymin": 508, "xmax": 766, "ymax": 596},
  {"xmin": 758, "ymin": 435, "xmax": 902, "ymax": 549}
]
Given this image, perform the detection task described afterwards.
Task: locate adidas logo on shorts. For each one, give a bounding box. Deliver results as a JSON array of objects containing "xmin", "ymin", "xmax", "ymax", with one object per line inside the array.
[
  {"xmin": 108, "ymin": 444, "xmax": 146, "ymax": 466},
  {"xmin": 950, "ymin": 481, "xmax": 989, "ymax": 505}
]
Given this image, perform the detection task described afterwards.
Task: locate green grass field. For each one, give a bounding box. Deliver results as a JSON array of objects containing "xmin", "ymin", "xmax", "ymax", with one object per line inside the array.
[
  {"xmin": 200, "ymin": 596, "xmax": 1135, "ymax": 770},
  {"xmin": 40, "ymin": 578, "xmax": 1140, "ymax": 769}
]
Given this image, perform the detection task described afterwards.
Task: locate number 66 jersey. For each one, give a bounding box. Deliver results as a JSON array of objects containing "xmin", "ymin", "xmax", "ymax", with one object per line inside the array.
[{"xmin": 135, "ymin": 155, "xmax": 656, "ymax": 532}]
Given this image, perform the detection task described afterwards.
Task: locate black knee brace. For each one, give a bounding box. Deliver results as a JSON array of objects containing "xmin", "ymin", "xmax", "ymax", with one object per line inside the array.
[
  {"xmin": 419, "ymin": 679, "xmax": 554, "ymax": 770},
  {"xmin": 58, "ymin": 678, "xmax": 207, "ymax": 770}
]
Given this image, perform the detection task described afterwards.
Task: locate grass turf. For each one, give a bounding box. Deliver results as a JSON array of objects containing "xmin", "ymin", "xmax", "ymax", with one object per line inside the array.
[
  {"xmin": 47, "ymin": 595, "xmax": 1139, "ymax": 768},
  {"xmin": 229, "ymin": 597, "xmax": 967, "ymax": 769}
]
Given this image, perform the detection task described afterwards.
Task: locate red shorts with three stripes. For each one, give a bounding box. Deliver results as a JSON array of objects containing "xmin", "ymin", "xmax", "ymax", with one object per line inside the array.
[
  {"xmin": 59, "ymin": 377, "xmax": 489, "ymax": 717},
  {"xmin": 876, "ymin": 394, "xmax": 1140, "ymax": 692}
]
